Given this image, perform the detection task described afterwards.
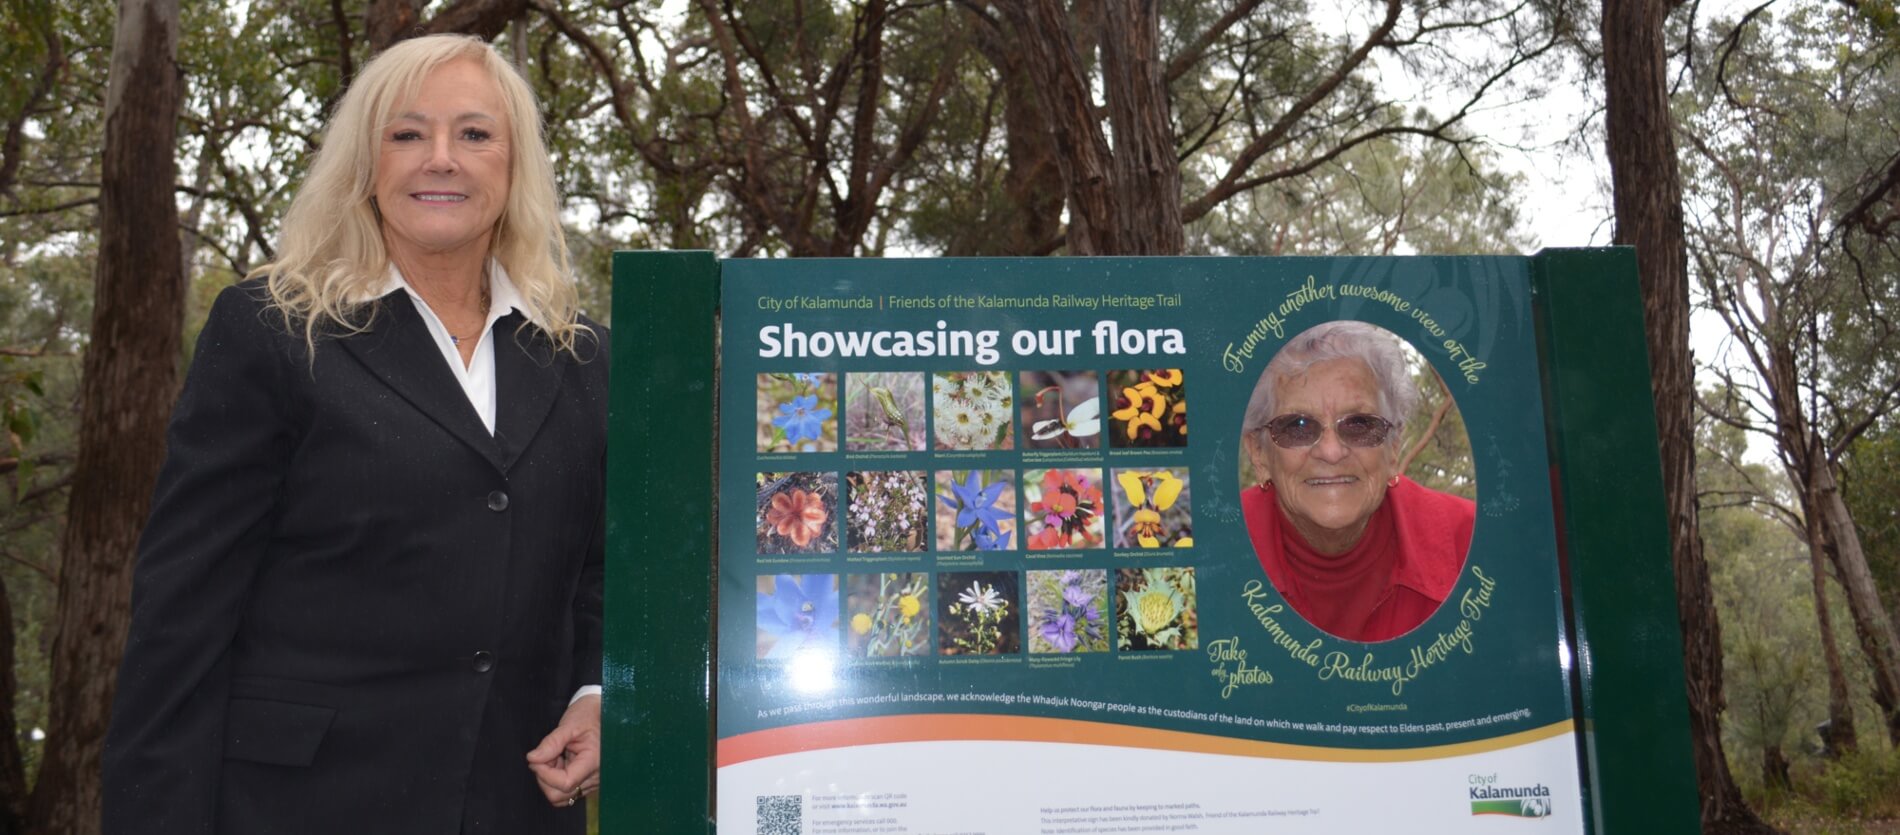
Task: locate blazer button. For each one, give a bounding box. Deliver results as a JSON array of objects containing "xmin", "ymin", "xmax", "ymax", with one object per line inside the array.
[
  {"xmin": 486, "ymin": 490, "xmax": 509, "ymax": 512},
  {"xmin": 472, "ymin": 650, "xmax": 496, "ymax": 673}
]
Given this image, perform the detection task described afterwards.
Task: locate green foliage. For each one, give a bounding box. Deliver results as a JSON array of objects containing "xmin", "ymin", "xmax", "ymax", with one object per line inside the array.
[
  {"xmin": 1846, "ymin": 0, "xmax": 1900, "ymax": 39},
  {"xmin": 1683, "ymin": 12, "xmax": 1900, "ymax": 808},
  {"xmin": 0, "ymin": 76, "xmax": 95, "ymax": 772},
  {"xmin": 1813, "ymin": 747, "xmax": 1900, "ymax": 817},
  {"xmin": 1188, "ymin": 137, "xmax": 1532, "ymax": 257},
  {"xmin": 1401, "ymin": 361, "xmax": 1476, "ymax": 499},
  {"xmin": 1697, "ymin": 406, "xmax": 1838, "ymax": 791},
  {"xmin": 1682, "ymin": 3, "xmax": 1900, "ymax": 419}
]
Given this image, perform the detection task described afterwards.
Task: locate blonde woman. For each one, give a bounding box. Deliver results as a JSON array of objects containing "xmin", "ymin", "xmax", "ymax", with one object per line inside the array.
[{"xmin": 104, "ymin": 35, "xmax": 605, "ymax": 832}]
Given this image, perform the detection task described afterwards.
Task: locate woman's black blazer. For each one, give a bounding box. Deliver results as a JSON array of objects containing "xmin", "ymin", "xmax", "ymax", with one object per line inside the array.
[{"xmin": 102, "ymin": 279, "xmax": 607, "ymax": 834}]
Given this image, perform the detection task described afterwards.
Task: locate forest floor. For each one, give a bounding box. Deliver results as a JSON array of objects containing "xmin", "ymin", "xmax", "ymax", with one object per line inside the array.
[{"xmin": 1774, "ymin": 813, "xmax": 1900, "ymax": 834}]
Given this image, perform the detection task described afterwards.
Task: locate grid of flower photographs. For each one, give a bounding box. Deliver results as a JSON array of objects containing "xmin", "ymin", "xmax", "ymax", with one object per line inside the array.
[{"xmin": 750, "ymin": 366, "xmax": 1198, "ymax": 667}]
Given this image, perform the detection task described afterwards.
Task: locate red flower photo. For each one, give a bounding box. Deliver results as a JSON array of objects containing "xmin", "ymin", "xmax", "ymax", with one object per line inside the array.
[{"xmin": 756, "ymin": 472, "xmax": 838, "ymax": 554}]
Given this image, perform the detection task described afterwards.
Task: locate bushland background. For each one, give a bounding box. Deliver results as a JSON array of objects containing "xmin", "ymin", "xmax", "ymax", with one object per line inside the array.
[{"xmin": 2, "ymin": 0, "xmax": 1898, "ymax": 832}]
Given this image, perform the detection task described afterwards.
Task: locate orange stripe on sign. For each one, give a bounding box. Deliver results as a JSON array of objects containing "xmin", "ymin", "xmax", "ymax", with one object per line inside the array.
[{"xmin": 717, "ymin": 715, "xmax": 1574, "ymax": 767}]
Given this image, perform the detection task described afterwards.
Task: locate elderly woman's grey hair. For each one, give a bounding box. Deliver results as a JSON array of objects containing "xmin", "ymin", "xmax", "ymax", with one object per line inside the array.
[{"xmin": 1242, "ymin": 320, "xmax": 1420, "ymax": 441}]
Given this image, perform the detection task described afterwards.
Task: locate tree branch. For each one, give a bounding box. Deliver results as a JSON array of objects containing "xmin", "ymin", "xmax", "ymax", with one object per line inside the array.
[
  {"xmin": 1181, "ymin": 0, "xmax": 1402, "ymax": 223},
  {"xmin": 331, "ymin": 0, "xmax": 355, "ymax": 88},
  {"xmin": 0, "ymin": 197, "xmax": 97, "ymax": 218},
  {"xmin": 1827, "ymin": 378, "xmax": 1900, "ymax": 460},
  {"xmin": 1163, "ymin": 0, "xmax": 1270, "ymax": 84},
  {"xmin": 529, "ymin": 0, "xmax": 676, "ymax": 176},
  {"xmin": 0, "ymin": 451, "xmax": 74, "ymax": 477},
  {"xmin": 1400, "ymin": 367, "xmax": 1453, "ymax": 475},
  {"xmin": 696, "ymin": 0, "xmax": 819, "ymax": 255},
  {"xmin": 421, "ymin": 0, "xmax": 530, "ymax": 41},
  {"xmin": 1839, "ymin": 151, "xmax": 1900, "ymax": 236},
  {"xmin": 1711, "ymin": 1, "xmax": 1782, "ymax": 130},
  {"xmin": 0, "ymin": 21, "xmax": 64, "ymax": 200},
  {"xmin": 0, "ymin": 547, "xmax": 53, "ymax": 584}
]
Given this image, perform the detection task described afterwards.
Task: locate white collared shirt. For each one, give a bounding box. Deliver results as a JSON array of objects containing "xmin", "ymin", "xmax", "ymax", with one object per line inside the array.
[
  {"xmin": 380, "ymin": 263, "xmax": 535, "ymax": 434},
  {"xmin": 381, "ymin": 264, "xmax": 601, "ymax": 706}
]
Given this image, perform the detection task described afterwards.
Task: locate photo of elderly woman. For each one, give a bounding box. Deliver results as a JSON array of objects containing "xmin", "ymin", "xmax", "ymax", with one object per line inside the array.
[{"xmin": 1239, "ymin": 320, "xmax": 1476, "ymax": 643}]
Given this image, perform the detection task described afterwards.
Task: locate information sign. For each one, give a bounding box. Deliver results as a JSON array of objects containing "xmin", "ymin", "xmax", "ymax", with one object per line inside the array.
[{"xmin": 600, "ymin": 250, "xmax": 1701, "ymax": 835}]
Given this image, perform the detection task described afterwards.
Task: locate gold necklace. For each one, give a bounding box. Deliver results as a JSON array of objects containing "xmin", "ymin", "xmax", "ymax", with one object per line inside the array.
[{"xmin": 446, "ymin": 284, "xmax": 493, "ymax": 346}]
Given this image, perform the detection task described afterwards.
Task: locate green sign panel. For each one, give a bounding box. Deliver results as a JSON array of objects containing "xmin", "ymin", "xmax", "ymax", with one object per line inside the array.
[{"xmin": 603, "ymin": 250, "xmax": 1701, "ymax": 834}]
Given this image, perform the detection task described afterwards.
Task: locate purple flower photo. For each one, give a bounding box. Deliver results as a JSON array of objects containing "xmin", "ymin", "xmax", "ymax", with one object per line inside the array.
[{"xmin": 1028, "ymin": 569, "xmax": 1108, "ymax": 653}]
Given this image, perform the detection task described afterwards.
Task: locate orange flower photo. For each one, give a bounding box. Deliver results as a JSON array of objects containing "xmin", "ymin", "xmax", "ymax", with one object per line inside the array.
[
  {"xmin": 756, "ymin": 472, "xmax": 838, "ymax": 554},
  {"xmin": 1107, "ymin": 369, "xmax": 1187, "ymax": 448}
]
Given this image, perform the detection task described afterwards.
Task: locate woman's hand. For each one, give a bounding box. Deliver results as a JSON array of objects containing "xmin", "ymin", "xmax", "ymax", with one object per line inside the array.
[{"xmin": 526, "ymin": 693, "xmax": 601, "ymax": 807}]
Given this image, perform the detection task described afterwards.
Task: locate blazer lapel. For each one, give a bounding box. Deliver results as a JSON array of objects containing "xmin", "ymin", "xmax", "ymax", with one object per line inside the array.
[
  {"xmin": 336, "ymin": 293, "xmax": 507, "ymax": 473},
  {"xmin": 491, "ymin": 312, "xmax": 564, "ymax": 473}
]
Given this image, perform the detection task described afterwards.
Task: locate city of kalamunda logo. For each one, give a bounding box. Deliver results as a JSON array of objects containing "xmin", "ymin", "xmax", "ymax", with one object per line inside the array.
[
  {"xmin": 1469, "ymin": 783, "xmax": 1551, "ymax": 801},
  {"xmin": 1469, "ymin": 774, "xmax": 1553, "ymax": 818}
]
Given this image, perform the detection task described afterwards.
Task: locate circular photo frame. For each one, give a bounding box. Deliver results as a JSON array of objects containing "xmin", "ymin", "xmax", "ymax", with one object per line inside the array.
[{"xmin": 1236, "ymin": 320, "xmax": 1476, "ymax": 643}]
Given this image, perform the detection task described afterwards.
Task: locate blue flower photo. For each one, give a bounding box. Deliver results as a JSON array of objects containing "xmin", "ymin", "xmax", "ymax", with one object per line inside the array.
[
  {"xmin": 934, "ymin": 470, "xmax": 1016, "ymax": 552},
  {"xmin": 757, "ymin": 373, "xmax": 838, "ymax": 453},
  {"xmin": 756, "ymin": 573, "xmax": 840, "ymax": 660}
]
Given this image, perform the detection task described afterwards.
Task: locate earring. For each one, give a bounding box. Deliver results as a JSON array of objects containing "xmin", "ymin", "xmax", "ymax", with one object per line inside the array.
[{"xmin": 1387, "ymin": 475, "xmax": 1400, "ymax": 487}]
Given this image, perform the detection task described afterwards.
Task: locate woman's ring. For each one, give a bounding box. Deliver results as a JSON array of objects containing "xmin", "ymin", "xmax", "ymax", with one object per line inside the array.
[{"xmin": 565, "ymin": 796, "xmax": 577, "ymax": 807}]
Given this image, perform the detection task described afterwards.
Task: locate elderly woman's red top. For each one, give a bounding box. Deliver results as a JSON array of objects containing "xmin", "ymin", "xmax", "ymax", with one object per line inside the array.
[{"xmin": 1243, "ymin": 477, "xmax": 1474, "ymax": 642}]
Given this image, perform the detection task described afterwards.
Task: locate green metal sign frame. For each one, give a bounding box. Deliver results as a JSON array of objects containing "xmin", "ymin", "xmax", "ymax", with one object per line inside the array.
[
  {"xmin": 601, "ymin": 248, "xmax": 1698, "ymax": 833},
  {"xmin": 1531, "ymin": 248, "xmax": 1701, "ymax": 830}
]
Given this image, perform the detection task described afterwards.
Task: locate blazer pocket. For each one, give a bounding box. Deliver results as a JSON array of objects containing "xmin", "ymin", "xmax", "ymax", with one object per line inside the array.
[{"xmin": 223, "ymin": 697, "xmax": 336, "ymax": 767}]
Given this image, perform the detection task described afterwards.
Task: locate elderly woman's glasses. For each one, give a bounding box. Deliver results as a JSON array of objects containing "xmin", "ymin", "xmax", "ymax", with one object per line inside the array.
[{"xmin": 1264, "ymin": 413, "xmax": 1392, "ymax": 449}]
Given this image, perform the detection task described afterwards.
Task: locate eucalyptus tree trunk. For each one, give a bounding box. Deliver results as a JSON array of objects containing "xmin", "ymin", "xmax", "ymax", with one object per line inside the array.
[
  {"xmin": 1753, "ymin": 270, "xmax": 1900, "ymax": 749},
  {"xmin": 1601, "ymin": 0, "xmax": 1772, "ymax": 829},
  {"xmin": 30, "ymin": 0, "xmax": 184, "ymax": 831},
  {"xmin": 1751, "ymin": 289, "xmax": 1862, "ymax": 756},
  {"xmin": 1809, "ymin": 458, "xmax": 1900, "ymax": 745},
  {"xmin": 1803, "ymin": 479, "xmax": 1859, "ymax": 757},
  {"xmin": 998, "ymin": 0, "xmax": 1184, "ymax": 255},
  {"xmin": 967, "ymin": 14, "xmax": 1066, "ymax": 256},
  {"xmin": 1097, "ymin": 0, "xmax": 1182, "ymax": 254},
  {"xmin": 0, "ymin": 576, "xmax": 23, "ymax": 834}
]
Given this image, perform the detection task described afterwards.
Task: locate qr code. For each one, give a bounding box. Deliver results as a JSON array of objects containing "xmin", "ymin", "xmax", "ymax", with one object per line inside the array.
[{"xmin": 757, "ymin": 795, "xmax": 801, "ymax": 835}]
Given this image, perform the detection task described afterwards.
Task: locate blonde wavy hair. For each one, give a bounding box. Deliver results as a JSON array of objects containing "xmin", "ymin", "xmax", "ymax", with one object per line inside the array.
[{"xmin": 250, "ymin": 34, "xmax": 587, "ymax": 355}]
